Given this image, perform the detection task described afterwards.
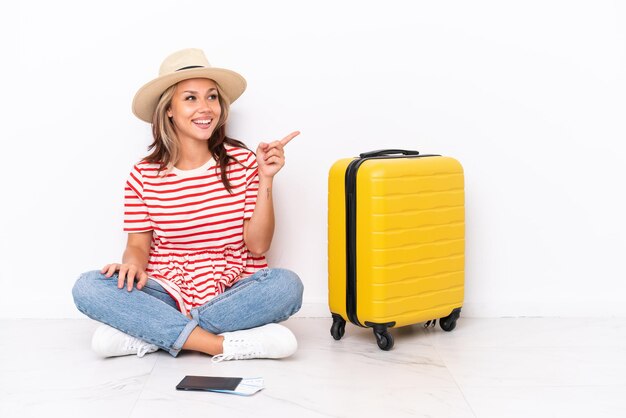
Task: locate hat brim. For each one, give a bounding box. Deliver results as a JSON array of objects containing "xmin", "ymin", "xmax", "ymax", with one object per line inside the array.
[{"xmin": 132, "ymin": 67, "xmax": 246, "ymax": 123}]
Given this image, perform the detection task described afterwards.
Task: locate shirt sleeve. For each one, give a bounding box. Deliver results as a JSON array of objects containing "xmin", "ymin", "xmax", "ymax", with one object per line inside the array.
[
  {"xmin": 123, "ymin": 164, "xmax": 153, "ymax": 232},
  {"xmin": 243, "ymin": 152, "xmax": 260, "ymax": 220}
]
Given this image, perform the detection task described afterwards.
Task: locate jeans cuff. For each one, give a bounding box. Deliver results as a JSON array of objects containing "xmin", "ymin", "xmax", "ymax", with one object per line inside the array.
[{"xmin": 169, "ymin": 318, "xmax": 199, "ymax": 357}]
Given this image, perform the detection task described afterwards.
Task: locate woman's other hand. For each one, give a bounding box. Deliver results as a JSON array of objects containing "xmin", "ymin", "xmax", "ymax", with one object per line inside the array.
[{"xmin": 101, "ymin": 263, "xmax": 149, "ymax": 292}]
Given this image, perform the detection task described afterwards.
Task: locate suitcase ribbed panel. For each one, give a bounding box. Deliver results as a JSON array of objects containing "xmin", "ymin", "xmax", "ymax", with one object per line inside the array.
[{"xmin": 356, "ymin": 156, "xmax": 465, "ymax": 327}]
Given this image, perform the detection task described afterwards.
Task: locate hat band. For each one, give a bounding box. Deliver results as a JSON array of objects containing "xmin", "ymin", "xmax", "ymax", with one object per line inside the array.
[{"xmin": 176, "ymin": 65, "xmax": 204, "ymax": 71}]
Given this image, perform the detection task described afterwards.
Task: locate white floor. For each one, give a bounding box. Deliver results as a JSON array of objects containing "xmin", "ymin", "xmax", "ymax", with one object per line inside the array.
[{"xmin": 1, "ymin": 317, "xmax": 625, "ymax": 418}]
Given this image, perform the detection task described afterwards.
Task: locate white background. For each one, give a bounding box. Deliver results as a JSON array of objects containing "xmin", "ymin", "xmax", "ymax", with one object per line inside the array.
[{"xmin": 1, "ymin": 0, "xmax": 625, "ymax": 319}]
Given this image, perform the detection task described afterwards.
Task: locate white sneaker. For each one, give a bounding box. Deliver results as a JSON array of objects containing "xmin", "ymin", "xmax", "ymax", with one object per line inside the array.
[
  {"xmin": 212, "ymin": 324, "xmax": 297, "ymax": 362},
  {"xmin": 91, "ymin": 324, "xmax": 159, "ymax": 358}
]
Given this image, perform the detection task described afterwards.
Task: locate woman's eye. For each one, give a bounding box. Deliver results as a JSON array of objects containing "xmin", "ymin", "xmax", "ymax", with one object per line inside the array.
[
  {"xmin": 208, "ymin": 94, "xmax": 218, "ymax": 100},
  {"xmin": 185, "ymin": 95, "xmax": 196, "ymax": 101}
]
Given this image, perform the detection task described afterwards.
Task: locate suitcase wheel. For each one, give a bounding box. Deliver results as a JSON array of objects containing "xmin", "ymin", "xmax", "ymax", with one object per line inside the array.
[
  {"xmin": 365, "ymin": 322, "xmax": 396, "ymax": 351},
  {"xmin": 330, "ymin": 314, "xmax": 346, "ymax": 341},
  {"xmin": 374, "ymin": 329, "xmax": 394, "ymax": 351},
  {"xmin": 440, "ymin": 308, "xmax": 462, "ymax": 332}
]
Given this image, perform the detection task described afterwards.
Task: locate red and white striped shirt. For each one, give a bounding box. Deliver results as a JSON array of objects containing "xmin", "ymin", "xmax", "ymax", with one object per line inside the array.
[{"xmin": 123, "ymin": 146, "xmax": 268, "ymax": 315}]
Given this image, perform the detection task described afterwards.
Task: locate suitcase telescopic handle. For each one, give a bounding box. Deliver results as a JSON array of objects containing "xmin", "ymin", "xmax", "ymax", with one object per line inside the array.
[{"xmin": 359, "ymin": 149, "xmax": 420, "ymax": 158}]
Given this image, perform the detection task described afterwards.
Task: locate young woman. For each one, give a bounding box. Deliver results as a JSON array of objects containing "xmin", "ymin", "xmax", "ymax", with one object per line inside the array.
[{"xmin": 72, "ymin": 48, "xmax": 304, "ymax": 361}]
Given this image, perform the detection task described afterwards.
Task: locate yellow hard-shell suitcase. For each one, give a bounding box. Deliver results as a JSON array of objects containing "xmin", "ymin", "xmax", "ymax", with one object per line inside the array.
[{"xmin": 328, "ymin": 149, "xmax": 465, "ymax": 350}]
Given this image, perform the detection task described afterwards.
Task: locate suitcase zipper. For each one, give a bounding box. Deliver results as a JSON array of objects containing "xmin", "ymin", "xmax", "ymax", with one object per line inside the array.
[{"xmin": 344, "ymin": 158, "xmax": 366, "ymax": 326}]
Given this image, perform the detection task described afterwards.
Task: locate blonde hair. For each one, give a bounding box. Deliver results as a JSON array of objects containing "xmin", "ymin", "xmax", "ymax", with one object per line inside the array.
[{"xmin": 144, "ymin": 80, "xmax": 248, "ymax": 191}]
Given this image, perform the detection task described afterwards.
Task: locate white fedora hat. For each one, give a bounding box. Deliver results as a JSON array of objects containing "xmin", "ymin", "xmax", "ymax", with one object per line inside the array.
[{"xmin": 132, "ymin": 48, "xmax": 247, "ymax": 123}]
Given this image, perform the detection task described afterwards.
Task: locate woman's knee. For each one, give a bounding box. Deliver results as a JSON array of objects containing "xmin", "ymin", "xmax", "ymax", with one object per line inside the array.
[
  {"xmin": 271, "ymin": 268, "xmax": 304, "ymax": 309},
  {"xmin": 72, "ymin": 270, "xmax": 107, "ymax": 307}
]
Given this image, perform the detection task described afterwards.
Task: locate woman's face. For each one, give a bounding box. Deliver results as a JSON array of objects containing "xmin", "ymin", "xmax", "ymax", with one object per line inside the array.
[{"xmin": 167, "ymin": 78, "xmax": 222, "ymax": 144}]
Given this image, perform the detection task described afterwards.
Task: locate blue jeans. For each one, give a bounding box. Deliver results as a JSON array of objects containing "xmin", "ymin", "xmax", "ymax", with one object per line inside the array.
[{"xmin": 72, "ymin": 268, "xmax": 304, "ymax": 357}]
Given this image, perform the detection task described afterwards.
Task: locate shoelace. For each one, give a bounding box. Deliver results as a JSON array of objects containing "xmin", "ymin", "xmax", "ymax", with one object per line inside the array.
[
  {"xmin": 212, "ymin": 339, "xmax": 261, "ymax": 363},
  {"xmin": 136, "ymin": 344, "xmax": 154, "ymax": 358},
  {"xmin": 125, "ymin": 337, "xmax": 156, "ymax": 358}
]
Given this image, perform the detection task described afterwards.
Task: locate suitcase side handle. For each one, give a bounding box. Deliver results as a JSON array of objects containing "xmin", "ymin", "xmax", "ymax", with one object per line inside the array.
[{"xmin": 359, "ymin": 149, "xmax": 420, "ymax": 158}]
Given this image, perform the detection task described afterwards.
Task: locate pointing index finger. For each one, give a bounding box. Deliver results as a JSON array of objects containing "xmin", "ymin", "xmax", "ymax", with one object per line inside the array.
[{"xmin": 280, "ymin": 131, "xmax": 300, "ymax": 147}]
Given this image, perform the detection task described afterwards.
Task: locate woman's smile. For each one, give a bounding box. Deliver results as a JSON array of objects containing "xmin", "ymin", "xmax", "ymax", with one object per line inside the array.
[{"xmin": 192, "ymin": 117, "xmax": 213, "ymax": 129}]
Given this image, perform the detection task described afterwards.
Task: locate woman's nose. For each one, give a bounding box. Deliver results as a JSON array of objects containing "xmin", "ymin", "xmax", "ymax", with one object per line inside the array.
[{"xmin": 198, "ymin": 98, "xmax": 213, "ymax": 113}]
